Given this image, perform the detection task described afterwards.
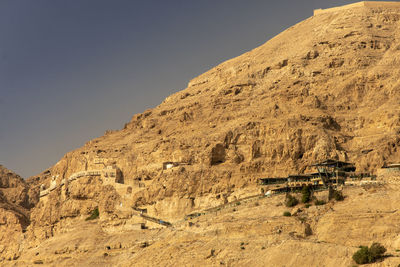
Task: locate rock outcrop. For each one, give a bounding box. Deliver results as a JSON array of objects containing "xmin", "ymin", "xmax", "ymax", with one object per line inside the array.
[
  {"xmin": 4, "ymin": 2, "xmax": 400, "ymax": 265},
  {"xmin": 0, "ymin": 165, "xmax": 32, "ymax": 261},
  {"xmin": 30, "ymin": 2, "xmax": 400, "ymax": 218}
]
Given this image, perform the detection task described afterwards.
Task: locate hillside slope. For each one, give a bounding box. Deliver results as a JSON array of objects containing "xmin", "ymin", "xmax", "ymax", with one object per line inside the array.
[
  {"xmin": 0, "ymin": 165, "xmax": 33, "ymax": 260},
  {"xmin": 3, "ymin": 2, "xmax": 400, "ymax": 264},
  {"xmin": 31, "ymin": 1, "xmax": 400, "ymax": 218},
  {"xmin": 14, "ymin": 182, "xmax": 400, "ymax": 266}
]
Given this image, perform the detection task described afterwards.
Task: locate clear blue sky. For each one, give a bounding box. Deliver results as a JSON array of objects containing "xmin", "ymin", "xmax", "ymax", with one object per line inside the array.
[{"xmin": 0, "ymin": 0, "xmax": 361, "ymax": 177}]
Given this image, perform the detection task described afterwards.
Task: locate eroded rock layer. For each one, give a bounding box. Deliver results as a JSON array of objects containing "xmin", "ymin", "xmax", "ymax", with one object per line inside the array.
[
  {"xmin": 32, "ymin": 3, "xmax": 400, "ymax": 217},
  {"xmin": 3, "ymin": 2, "xmax": 400, "ymax": 265},
  {"xmin": 0, "ymin": 165, "xmax": 32, "ymax": 260}
]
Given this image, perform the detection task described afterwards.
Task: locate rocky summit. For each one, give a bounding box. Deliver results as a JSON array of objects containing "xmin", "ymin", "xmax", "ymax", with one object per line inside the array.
[{"xmin": 2, "ymin": 2, "xmax": 400, "ymax": 266}]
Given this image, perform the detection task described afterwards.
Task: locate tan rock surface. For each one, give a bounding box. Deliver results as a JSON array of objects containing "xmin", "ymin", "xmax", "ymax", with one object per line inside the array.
[
  {"xmin": 12, "ymin": 183, "xmax": 400, "ymax": 266},
  {"xmin": 3, "ymin": 2, "xmax": 400, "ymax": 265},
  {"xmin": 31, "ymin": 1, "xmax": 400, "ymax": 214},
  {"xmin": 0, "ymin": 165, "xmax": 31, "ymax": 261}
]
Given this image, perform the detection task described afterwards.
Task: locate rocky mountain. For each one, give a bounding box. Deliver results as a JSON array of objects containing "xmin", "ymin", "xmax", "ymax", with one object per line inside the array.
[
  {"xmin": 3, "ymin": 2, "xmax": 400, "ymax": 265},
  {"xmin": 0, "ymin": 165, "xmax": 32, "ymax": 260},
  {"xmin": 31, "ymin": 0, "xmax": 400, "ymax": 219}
]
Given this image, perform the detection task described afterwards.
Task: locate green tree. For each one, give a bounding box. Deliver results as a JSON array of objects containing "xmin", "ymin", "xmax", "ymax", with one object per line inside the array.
[
  {"xmin": 285, "ymin": 193, "xmax": 299, "ymax": 207},
  {"xmin": 301, "ymin": 185, "xmax": 311, "ymax": 203}
]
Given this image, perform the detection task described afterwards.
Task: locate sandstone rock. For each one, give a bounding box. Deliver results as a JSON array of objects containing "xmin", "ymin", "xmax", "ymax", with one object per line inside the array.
[
  {"xmin": 0, "ymin": 165, "xmax": 31, "ymax": 260},
  {"xmin": 6, "ymin": 2, "xmax": 400, "ymax": 265},
  {"xmin": 23, "ymin": 0, "xmax": 400, "ymax": 232}
]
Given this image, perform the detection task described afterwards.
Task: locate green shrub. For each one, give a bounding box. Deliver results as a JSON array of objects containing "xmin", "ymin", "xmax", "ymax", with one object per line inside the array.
[
  {"xmin": 369, "ymin": 243, "xmax": 386, "ymax": 260},
  {"xmin": 314, "ymin": 199, "xmax": 326, "ymax": 206},
  {"xmin": 301, "ymin": 186, "xmax": 311, "ymax": 203},
  {"xmin": 333, "ymin": 190, "xmax": 344, "ymax": 201},
  {"xmin": 353, "ymin": 246, "xmax": 371, "ymax": 264},
  {"xmin": 305, "ymin": 203, "xmax": 311, "ymax": 208},
  {"xmin": 329, "ymin": 187, "xmax": 344, "ymax": 201},
  {"xmin": 352, "ymin": 243, "xmax": 386, "ymax": 264},
  {"xmin": 85, "ymin": 207, "xmax": 99, "ymax": 221},
  {"xmin": 283, "ymin": 211, "xmax": 291, "ymax": 217},
  {"xmin": 285, "ymin": 194, "xmax": 299, "ymax": 207}
]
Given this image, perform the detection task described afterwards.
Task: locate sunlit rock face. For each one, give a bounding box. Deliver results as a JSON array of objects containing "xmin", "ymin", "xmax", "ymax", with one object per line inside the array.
[
  {"xmin": 4, "ymin": 2, "xmax": 400, "ymax": 265},
  {"xmin": 0, "ymin": 165, "xmax": 31, "ymax": 261},
  {"xmin": 34, "ymin": 1, "xmax": 400, "ymax": 213}
]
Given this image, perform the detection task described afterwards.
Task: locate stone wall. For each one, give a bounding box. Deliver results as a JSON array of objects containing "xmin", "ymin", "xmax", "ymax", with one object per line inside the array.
[{"xmin": 39, "ymin": 167, "xmax": 122, "ymax": 197}]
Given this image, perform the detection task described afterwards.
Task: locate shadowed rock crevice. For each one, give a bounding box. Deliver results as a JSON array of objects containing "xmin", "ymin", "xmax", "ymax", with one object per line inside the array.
[{"xmin": 210, "ymin": 144, "xmax": 226, "ymax": 165}]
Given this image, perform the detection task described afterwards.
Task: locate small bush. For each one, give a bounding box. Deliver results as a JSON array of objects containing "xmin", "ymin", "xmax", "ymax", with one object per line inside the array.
[
  {"xmin": 301, "ymin": 186, "xmax": 311, "ymax": 203},
  {"xmin": 333, "ymin": 190, "xmax": 344, "ymax": 201},
  {"xmin": 353, "ymin": 246, "xmax": 371, "ymax": 264},
  {"xmin": 369, "ymin": 243, "xmax": 386, "ymax": 260},
  {"xmin": 352, "ymin": 243, "xmax": 386, "ymax": 264},
  {"xmin": 305, "ymin": 203, "xmax": 311, "ymax": 208},
  {"xmin": 85, "ymin": 207, "xmax": 99, "ymax": 221},
  {"xmin": 285, "ymin": 194, "xmax": 299, "ymax": 207},
  {"xmin": 329, "ymin": 187, "xmax": 344, "ymax": 201},
  {"xmin": 283, "ymin": 211, "xmax": 291, "ymax": 217},
  {"xmin": 314, "ymin": 199, "xmax": 326, "ymax": 206}
]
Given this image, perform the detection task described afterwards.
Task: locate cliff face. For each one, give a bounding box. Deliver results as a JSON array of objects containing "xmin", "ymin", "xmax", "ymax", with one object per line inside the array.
[
  {"xmin": 6, "ymin": 3, "xmax": 400, "ymax": 262},
  {"xmin": 12, "ymin": 182, "xmax": 400, "ymax": 266},
  {"xmin": 0, "ymin": 165, "xmax": 32, "ymax": 260},
  {"xmin": 34, "ymin": 3, "xmax": 400, "ymax": 213}
]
